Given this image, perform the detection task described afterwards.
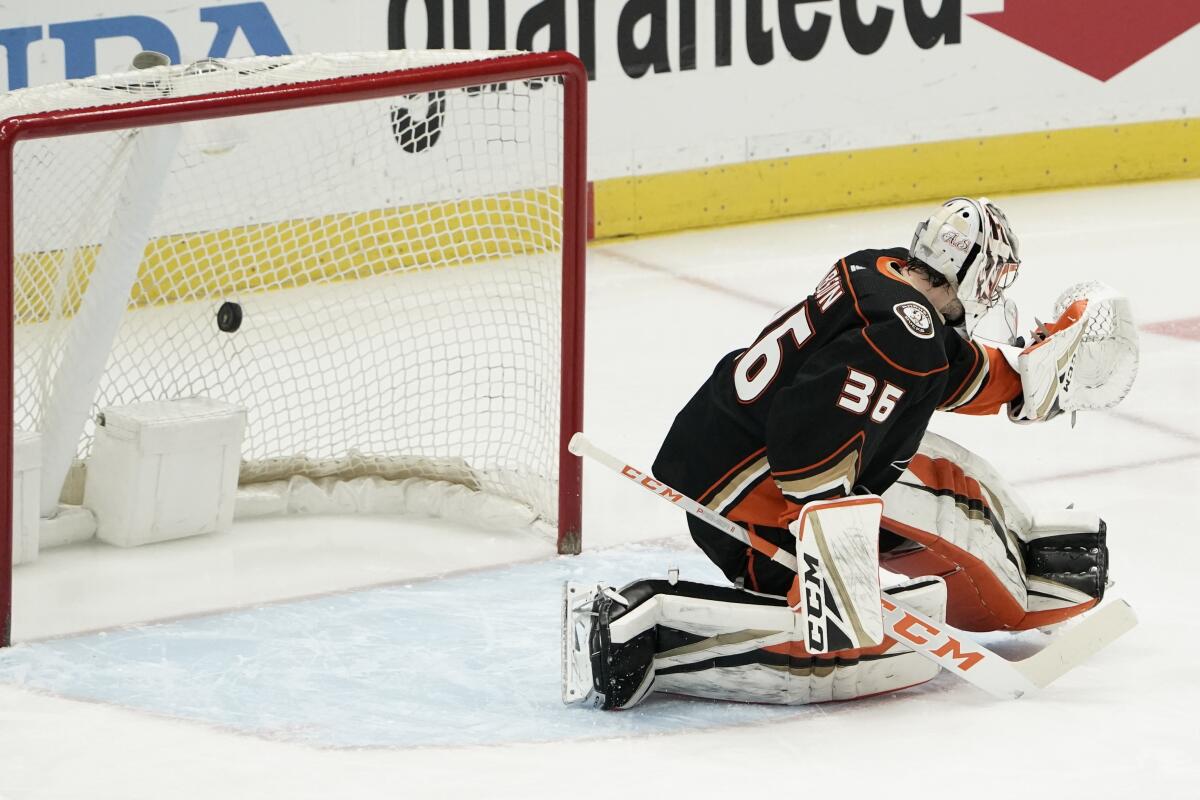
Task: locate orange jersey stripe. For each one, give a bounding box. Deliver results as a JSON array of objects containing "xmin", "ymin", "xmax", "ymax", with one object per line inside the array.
[
  {"xmin": 698, "ymin": 446, "xmax": 767, "ymax": 505},
  {"xmin": 874, "ymin": 255, "xmax": 910, "ymax": 285},
  {"xmin": 772, "ymin": 431, "xmax": 865, "ymax": 477},
  {"xmin": 724, "ymin": 477, "xmax": 804, "ymax": 530},
  {"xmin": 953, "ymin": 345, "xmax": 1021, "ymax": 415}
]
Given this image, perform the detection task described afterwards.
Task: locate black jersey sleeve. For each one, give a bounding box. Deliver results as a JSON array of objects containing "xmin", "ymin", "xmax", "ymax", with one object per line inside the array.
[
  {"xmin": 764, "ymin": 317, "xmax": 948, "ymax": 507},
  {"xmin": 938, "ymin": 328, "xmax": 1023, "ymax": 415}
]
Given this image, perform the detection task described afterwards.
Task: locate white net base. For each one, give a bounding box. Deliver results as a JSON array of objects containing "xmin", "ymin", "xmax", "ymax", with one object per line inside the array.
[{"xmin": 236, "ymin": 475, "xmax": 555, "ymax": 537}]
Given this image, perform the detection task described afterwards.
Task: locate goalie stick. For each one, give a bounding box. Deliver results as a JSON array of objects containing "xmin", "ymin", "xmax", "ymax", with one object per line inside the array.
[{"xmin": 568, "ymin": 432, "xmax": 1137, "ymax": 700}]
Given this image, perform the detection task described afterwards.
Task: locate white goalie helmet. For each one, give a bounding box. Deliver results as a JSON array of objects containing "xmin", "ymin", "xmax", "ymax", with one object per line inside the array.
[{"xmin": 910, "ymin": 197, "xmax": 1020, "ymax": 333}]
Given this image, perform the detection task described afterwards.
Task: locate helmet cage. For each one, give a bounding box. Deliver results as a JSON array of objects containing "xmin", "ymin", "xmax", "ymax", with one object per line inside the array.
[{"xmin": 957, "ymin": 199, "xmax": 1020, "ymax": 331}]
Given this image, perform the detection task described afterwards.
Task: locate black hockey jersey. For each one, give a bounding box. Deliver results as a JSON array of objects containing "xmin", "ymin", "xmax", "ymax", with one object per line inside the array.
[{"xmin": 652, "ymin": 247, "xmax": 1021, "ymax": 535}]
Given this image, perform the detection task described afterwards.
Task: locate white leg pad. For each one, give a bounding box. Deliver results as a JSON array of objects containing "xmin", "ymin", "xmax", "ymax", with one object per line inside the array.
[
  {"xmin": 652, "ymin": 576, "xmax": 947, "ymax": 705},
  {"xmin": 578, "ymin": 575, "xmax": 947, "ymax": 708}
]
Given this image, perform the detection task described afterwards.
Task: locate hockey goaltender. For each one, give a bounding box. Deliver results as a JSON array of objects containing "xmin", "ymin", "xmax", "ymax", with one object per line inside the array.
[{"xmin": 565, "ymin": 197, "xmax": 1140, "ymax": 708}]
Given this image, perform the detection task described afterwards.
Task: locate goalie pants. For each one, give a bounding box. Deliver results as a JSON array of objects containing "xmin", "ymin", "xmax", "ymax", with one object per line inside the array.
[
  {"xmin": 591, "ymin": 576, "xmax": 947, "ymax": 710},
  {"xmin": 689, "ymin": 431, "xmax": 1108, "ymax": 633}
]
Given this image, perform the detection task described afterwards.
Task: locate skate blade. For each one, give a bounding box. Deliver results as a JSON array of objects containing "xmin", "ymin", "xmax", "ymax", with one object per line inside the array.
[{"xmin": 560, "ymin": 582, "xmax": 603, "ymax": 707}]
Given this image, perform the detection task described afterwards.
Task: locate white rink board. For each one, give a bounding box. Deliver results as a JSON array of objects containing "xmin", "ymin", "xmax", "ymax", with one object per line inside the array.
[{"xmin": 0, "ymin": 1, "xmax": 1195, "ymax": 180}]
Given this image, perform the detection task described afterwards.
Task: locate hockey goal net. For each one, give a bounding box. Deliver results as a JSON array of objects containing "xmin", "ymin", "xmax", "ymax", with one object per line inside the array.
[{"xmin": 0, "ymin": 50, "xmax": 587, "ymax": 645}]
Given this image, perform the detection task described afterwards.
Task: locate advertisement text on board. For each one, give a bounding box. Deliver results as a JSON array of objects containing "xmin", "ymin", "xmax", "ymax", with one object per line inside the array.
[
  {"xmin": 388, "ymin": 0, "xmax": 963, "ymax": 81},
  {"xmin": 0, "ymin": 2, "xmax": 290, "ymax": 91}
]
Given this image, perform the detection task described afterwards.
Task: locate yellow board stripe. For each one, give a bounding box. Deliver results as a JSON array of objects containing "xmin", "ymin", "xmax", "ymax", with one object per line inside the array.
[
  {"xmin": 592, "ymin": 117, "xmax": 1198, "ymax": 239},
  {"xmin": 15, "ymin": 116, "xmax": 1194, "ymax": 316},
  {"xmin": 15, "ymin": 188, "xmax": 561, "ymax": 322}
]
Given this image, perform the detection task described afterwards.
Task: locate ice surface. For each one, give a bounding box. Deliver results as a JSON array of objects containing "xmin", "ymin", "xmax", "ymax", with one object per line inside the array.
[
  {"xmin": 3, "ymin": 180, "xmax": 1199, "ymax": 799},
  {"xmin": 0, "ymin": 545, "xmax": 857, "ymax": 747}
]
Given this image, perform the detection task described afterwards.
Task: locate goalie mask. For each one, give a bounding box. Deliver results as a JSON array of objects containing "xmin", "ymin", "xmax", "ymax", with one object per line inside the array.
[{"xmin": 910, "ymin": 197, "xmax": 1020, "ymax": 334}]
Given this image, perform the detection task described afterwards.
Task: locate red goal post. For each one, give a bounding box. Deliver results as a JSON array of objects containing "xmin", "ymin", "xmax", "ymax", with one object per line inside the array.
[{"xmin": 0, "ymin": 51, "xmax": 588, "ymax": 647}]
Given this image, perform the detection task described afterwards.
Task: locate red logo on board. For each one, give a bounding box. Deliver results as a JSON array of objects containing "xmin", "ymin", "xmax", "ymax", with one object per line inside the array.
[{"xmin": 970, "ymin": 0, "xmax": 1200, "ymax": 82}]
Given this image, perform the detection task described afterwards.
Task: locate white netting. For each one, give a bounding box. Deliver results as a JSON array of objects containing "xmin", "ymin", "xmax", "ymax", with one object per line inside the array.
[{"xmin": 6, "ymin": 51, "xmax": 570, "ymax": 530}]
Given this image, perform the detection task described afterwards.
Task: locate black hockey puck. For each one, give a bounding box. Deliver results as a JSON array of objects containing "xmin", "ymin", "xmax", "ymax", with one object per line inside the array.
[{"xmin": 217, "ymin": 301, "xmax": 243, "ymax": 332}]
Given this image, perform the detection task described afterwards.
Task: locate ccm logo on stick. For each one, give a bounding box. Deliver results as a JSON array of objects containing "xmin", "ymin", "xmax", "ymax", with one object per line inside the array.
[
  {"xmin": 620, "ymin": 466, "xmax": 683, "ymax": 503},
  {"xmin": 881, "ymin": 597, "xmax": 984, "ymax": 672}
]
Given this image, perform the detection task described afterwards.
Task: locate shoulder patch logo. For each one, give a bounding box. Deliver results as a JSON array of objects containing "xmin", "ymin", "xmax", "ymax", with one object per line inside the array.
[{"xmin": 893, "ymin": 301, "xmax": 935, "ymax": 339}]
